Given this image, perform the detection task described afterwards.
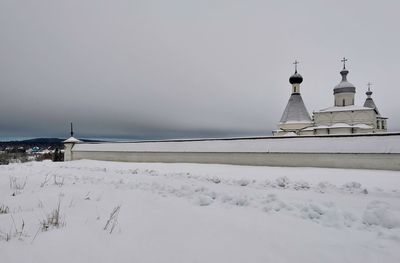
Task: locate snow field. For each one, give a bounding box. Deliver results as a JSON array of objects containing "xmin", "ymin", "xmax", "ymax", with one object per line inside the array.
[{"xmin": 1, "ymin": 160, "xmax": 400, "ymax": 262}]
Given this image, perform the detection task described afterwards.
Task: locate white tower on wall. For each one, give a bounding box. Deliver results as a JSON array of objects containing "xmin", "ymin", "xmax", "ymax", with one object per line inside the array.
[{"xmin": 63, "ymin": 122, "xmax": 81, "ymax": 161}]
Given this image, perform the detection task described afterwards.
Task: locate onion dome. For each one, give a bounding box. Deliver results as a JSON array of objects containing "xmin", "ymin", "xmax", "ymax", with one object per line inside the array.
[
  {"xmin": 289, "ymin": 71, "xmax": 303, "ymax": 84},
  {"xmin": 333, "ymin": 67, "xmax": 356, "ymax": 94}
]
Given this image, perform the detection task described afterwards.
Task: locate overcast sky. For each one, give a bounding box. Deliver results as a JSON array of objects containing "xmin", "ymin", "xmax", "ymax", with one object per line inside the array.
[{"xmin": 0, "ymin": 0, "xmax": 399, "ymax": 139}]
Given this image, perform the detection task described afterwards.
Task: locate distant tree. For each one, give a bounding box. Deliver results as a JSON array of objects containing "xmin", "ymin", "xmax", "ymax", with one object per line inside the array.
[
  {"xmin": 36, "ymin": 153, "xmax": 52, "ymax": 162},
  {"xmin": 52, "ymin": 148, "xmax": 63, "ymax": 162},
  {"xmin": 0, "ymin": 153, "xmax": 9, "ymax": 165}
]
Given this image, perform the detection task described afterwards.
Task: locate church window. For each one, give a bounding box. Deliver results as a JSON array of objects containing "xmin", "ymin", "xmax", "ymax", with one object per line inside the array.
[
  {"xmin": 382, "ymin": 121, "xmax": 385, "ymax": 129},
  {"xmin": 342, "ymin": 99, "xmax": 345, "ymax": 106},
  {"xmin": 377, "ymin": 120, "xmax": 380, "ymax": 129}
]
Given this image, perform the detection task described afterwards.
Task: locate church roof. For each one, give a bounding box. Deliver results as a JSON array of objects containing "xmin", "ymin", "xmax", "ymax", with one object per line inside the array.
[
  {"xmin": 280, "ymin": 94, "xmax": 312, "ymax": 124},
  {"xmin": 364, "ymin": 98, "xmax": 380, "ymax": 115},
  {"xmin": 363, "ymin": 87, "xmax": 381, "ymax": 116},
  {"xmin": 315, "ymin": 105, "xmax": 374, "ymax": 113}
]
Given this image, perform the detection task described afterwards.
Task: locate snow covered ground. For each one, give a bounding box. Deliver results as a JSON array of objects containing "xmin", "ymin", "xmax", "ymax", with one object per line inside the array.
[{"xmin": 1, "ymin": 160, "xmax": 400, "ymax": 262}]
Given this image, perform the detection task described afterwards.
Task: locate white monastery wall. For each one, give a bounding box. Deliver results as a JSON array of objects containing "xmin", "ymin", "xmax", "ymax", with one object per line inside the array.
[
  {"xmin": 66, "ymin": 134, "xmax": 400, "ymax": 170},
  {"xmin": 72, "ymin": 135, "xmax": 400, "ymax": 153},
  {"xmin": 70, "ymin": 151, "xmax": 400, "ymax": 170}
]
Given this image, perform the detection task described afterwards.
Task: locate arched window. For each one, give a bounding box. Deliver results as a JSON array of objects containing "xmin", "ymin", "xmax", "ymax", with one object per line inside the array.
[{"xmin": 342, "ymin": 99, "xmax": 345, "ymax": 106}]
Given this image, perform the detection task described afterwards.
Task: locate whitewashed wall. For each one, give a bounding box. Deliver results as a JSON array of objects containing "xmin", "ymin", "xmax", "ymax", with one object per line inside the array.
[
  {"xmin": 66, "ymin": 134, "xmax": 400, "ymax": 170},
  {"xmin": 314, "ymin": 109, "xmax": 376, "ymax": 127}
]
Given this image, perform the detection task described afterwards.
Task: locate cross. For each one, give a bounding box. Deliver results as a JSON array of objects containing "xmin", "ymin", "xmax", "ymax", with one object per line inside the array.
[
  {"xmin": 341, "ymin": 57, "xmax": 348, "ymax": 69},
  {"xmin": 293, "ymin": 60, "xmax": 299, "ymax": 73},
  {"xmin": 367, "ymin": 82, "xmax": 372, "ymax": 92},
  {"xmin": 70, "ymin": 122, "xmax": 74, "ymax": 137}
]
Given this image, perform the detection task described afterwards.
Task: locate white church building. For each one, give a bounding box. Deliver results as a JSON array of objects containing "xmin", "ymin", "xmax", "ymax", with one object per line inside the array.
[{"xmin": 273, "ymin": 59, "xmax": 388, "ymax": 136}]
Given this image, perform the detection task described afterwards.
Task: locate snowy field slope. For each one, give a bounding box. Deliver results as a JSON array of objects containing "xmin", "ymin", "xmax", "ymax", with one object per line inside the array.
[{"xmin": 1, "ymin": 160, "xmax": 400, "ymax": 263}]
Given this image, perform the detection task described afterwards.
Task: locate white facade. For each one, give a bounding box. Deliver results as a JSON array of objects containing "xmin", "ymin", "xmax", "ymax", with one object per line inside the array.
[
  {"xmin": 312, "ymin": 106, "xmax": 377, "ymax": 135},
  {"xmin": 334, "ymin": 92, "xmax": 355, "ymax": 107}
]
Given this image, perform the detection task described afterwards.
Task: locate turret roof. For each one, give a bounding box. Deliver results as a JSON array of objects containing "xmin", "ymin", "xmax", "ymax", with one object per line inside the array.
[
  {"xmin": 363, "ymin": 88, "xmax": 381, "ymax": 116},
  {"xmin": 280, "ymin": 94, "xmax": 312, "ymax": 124},
  {"xmin": 63, "ymin": 137, "xmax": 81, "ymax": 143}
]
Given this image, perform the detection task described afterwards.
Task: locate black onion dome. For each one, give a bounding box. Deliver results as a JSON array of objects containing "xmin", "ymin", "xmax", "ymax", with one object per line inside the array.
[{"xmin": 289, "ymin": 72, "xmax": 303, "ymax": 84}]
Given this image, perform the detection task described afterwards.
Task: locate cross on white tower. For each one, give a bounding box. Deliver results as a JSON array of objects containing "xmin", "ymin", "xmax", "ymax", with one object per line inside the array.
[{"xmin": 70, "ymin": 122, "xmax": 74, "ymax": 137}]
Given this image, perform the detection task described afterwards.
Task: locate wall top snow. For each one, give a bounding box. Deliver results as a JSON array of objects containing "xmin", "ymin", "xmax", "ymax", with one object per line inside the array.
[{"xmin": 72, "ymin": 133, "xmax": 400, "ymax": 154}]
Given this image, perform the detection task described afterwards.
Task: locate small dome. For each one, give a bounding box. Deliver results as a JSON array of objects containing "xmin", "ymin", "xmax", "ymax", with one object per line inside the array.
[
  {"xmin": 333, "ymin": 68, "xmax": 356, "ymax": 94},
  {"xmin": 289, "ymin": 72, "xmax": 303, "ymax": 84},
  {"xmin": 340, "ymin": 68, "xmax": 349, "ymax": 76}
]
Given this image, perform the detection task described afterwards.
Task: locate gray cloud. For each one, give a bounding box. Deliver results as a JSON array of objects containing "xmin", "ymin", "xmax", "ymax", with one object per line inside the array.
[{"xmin": 0, "ymin": 0, "xmax": 399, "ymax": 139}]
